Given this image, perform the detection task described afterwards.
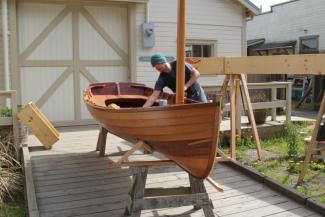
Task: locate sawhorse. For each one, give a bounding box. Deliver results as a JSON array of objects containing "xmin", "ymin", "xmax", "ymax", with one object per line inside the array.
[{"xmin": 125, "ymin": 166, "xmax": 215, "ymax": 217}]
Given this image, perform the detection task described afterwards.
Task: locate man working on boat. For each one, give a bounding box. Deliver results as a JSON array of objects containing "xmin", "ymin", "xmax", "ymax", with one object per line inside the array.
[{"xmin": 143, "ymin": 53, "xmax": 207, "ymax": 107}]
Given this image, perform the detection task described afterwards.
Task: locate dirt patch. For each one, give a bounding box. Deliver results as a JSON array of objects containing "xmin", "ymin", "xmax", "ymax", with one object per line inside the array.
[{"xmin": 240, "ymin": 149, "xmax": 281, "ymax": 163}]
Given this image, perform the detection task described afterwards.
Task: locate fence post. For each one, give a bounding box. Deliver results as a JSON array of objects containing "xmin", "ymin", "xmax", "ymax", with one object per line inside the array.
[
  {"xmin": 286, "ymin": 82, "xmax": 292, "ymax": 123},
  {"xmin": 271, "ymin": 87, "xmax": 277, "ymax": 121},
  {"xmin": 10, "ymin": 90, "xmax": 20, "ymax": 150}
]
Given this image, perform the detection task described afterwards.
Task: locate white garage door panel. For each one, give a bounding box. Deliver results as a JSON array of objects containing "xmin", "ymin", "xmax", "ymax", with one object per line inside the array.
[
  {"xmin": 18, "ymin": 3, "xmax": 66, "ymax": 53},
  {"xmin": 79, "ymin": 14, "xmax": 120, "ymax": 60},
  {"xmin": 41, "ymin": 74, "xmax": 75, "ymax": 122},
  {"xmin": 18, "ymin": 2, "xmax": 129, "ymax": 125},
  {"xmin": 20, "ymin": 67, "xmax": 66, "ymax": 104},
  {"xmin": 85, "ymin": 6, "xmax": 128, "ymax": 53},
  {"xmin": 28, "ymin": 13, "xmax": 73, "ymax": 60}
]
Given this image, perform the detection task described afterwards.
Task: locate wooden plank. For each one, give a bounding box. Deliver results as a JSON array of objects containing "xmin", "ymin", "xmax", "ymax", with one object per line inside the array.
[
  {"xmin": 34, "ymin": 170, "xmax": 131, "ymax": 187},
  {"xmin": 240, "ymin": 74, "xmax": 263, "ymax": 160},
  {"xmin": 38, "ymin": 186, "xmax": 130, "ymax": 207},
  {"xmin": 298, "ymin": 90, "xmax": 325, "ymax": 183},
  {"xmin": 116, "ymin": 140, "xmax": 147, "ymax": 163},
  {"xmin": 112, "ymin": 160, "xmax": 175, "ymax": 168},
  {"xmin": 39, "ymin": 199, "xmax": 126, "ymax": 217},
  {"xmin": 230, "ymin": 75, "xmax": 237, "ymax": 160},
  {"xmin": 225, "ymin": 54, "xmax": 325, "ymax": 75},
  {"xmin": 17, "ymin": 102, "xmax": 59, "ymax": 149},
  {"xmin": 136, "ymin": 193, "xmax": 210, "ymax": 210},
  {"xmin": 186, "ymin": 57, "xmax": 225, "ymax": 75},
  {"xmin": 0, "ymin": 117, "xmax": 12, "ymax": 125},
  {"xmin": 189, "ymin": 54, "xmax": 325, "ymax": 75},
  {"xmin": 22, "ymin": 145, "xmax": 40, "ymax": 217}
]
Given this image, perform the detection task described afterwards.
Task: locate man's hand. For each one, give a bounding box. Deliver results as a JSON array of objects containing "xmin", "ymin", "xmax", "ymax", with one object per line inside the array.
[{"xmin": 143, "ymin": 90, "xmax": 161, "ymax": 107}]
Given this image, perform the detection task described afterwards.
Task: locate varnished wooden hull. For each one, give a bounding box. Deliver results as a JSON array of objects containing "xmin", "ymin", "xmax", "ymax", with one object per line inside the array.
[{"xmin": 84, "ymin": 82, "xmax": 221, "ymax": 179}]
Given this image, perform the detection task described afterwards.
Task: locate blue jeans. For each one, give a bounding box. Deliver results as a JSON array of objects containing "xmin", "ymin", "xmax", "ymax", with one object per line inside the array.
[{"xmin": 188, "ymin": 86, "xmax": 208, "ymax": 103}]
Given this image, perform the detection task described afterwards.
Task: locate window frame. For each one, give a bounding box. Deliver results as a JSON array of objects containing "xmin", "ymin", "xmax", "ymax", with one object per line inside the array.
[
  {"xmin": 185, "ymin": 40, "xmax": 217, "ymax": 57},
  {"xmin": 299, "ymin": 35, "xmax": 319, "ymax": 54}
]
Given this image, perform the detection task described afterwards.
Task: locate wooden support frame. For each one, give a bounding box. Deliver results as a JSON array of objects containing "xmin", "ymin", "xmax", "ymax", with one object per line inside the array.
[
  {"xmin": 218, "ymin": 74, "xmax": 263, "ymax": 161},
  {"xmin": 297, "ymin": 90, "xmax": 325, "ymax": 184},
  {"xmin": 124, "ymin": 167, "xmax": 216, "ymax": 217}
]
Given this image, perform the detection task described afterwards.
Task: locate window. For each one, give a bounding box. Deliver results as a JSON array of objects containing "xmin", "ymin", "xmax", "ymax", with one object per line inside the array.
[
  {"xmin": 299, "ymin": 35, "xmax": 319, "ymax": 54},
  {"xmin": 185, "ymin": 41, "xmax": 216, "ymax": 57}
]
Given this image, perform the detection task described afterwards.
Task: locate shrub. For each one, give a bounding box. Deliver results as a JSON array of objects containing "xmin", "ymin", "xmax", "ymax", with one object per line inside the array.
[
  {"xmin": 0, "ymin": 107, "xmax": 12, "ymax": 117},
  {"xmin": 284, "ymin": 123, "xmax": 299, "ymax": 160},
  {"xmin": 0, "ymin": 131, "xmax": 22, "ymax": 203}
]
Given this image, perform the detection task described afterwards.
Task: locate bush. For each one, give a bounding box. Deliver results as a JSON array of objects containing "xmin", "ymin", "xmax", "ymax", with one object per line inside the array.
[
  {"xmin": 0, "ymin": 131, "xmax": 22, "ymax": 203},
  {"xmin": 0, "ymin": 107, "xmax": 12, "ymax": 117},
  {"xmin": 284, "ymin": 123, "xmax": 299, "ymax": 160}
]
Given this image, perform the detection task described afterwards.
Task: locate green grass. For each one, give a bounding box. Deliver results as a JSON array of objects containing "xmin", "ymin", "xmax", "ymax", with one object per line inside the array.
[
  {"xmin": 219, "ymin": 121, "xmax": 325, "ymax": 204},
  {"xmin": 0, "ymin": 194, "xmax": 26, "ymax": 217}
]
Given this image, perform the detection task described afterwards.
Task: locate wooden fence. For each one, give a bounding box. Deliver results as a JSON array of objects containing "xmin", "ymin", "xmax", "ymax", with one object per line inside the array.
[{"xmin": 204, "ymin": 81, "xmax": 292, "ymax": 122}]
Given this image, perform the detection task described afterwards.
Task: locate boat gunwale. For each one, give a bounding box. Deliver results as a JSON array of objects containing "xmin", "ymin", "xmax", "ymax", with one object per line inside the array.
[{"xmin": 84, "ymin": 96, "xmax": 219, "ymax": 113}]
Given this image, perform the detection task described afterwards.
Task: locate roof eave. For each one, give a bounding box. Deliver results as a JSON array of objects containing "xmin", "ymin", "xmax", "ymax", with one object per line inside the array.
[{"xmin": 236, "ymin": 0, "xmax": 261, "ymax": 16}]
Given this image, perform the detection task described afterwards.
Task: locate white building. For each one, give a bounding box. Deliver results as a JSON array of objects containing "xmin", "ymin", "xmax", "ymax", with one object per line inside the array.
[
  {"xmin": 0, "ymin": 0, "xmax": 259, "ymax": 126},
  {"xmin": 247, "ymin": 0, "xmax": 325, "ymax": 54}
]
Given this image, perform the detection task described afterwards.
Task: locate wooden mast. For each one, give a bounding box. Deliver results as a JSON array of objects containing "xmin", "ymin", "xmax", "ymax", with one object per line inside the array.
[{"xmin": 176, "ymin": 0, "xmax": 186, "ymax": 104}]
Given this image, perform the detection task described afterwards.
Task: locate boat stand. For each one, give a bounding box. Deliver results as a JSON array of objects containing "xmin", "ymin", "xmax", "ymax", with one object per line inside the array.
[
  {"xmin": 124, "ymin": 166, "xmax": 215, "ymax": 217},
  {"xmin": 96, "ymin": 127, "xmax": 152, "ymax": 157}
]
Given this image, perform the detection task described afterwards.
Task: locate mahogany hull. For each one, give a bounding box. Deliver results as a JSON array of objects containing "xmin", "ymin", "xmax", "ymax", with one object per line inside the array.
[{"xmin": 84, "ymin": 82, "xmax": 221, "ymax": 179}]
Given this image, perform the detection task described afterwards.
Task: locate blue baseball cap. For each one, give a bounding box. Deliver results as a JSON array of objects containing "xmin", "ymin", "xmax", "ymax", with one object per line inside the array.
[{"xmin": 150, "ymin": 53, "xmax": 167, "ymax": 67}]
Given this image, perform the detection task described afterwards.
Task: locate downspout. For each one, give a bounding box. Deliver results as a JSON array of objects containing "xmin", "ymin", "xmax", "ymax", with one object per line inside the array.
[
  {"xmin": 145, "ymin": 1, "xmax": 149, "ymax": 22},
  {"xmin": 2, "ymin": 0, "xmax": 10, "ymax": 106}
]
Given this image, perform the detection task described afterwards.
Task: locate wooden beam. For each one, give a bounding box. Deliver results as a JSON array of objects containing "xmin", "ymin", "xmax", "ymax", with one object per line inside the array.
[
  {"xmin": 110, "ymin": 160, "xmax": 175, "ymax": 168},
  {"xmin": 240, "ymin": 74, "xmax": 263, "ymax": 160},
  {"xmin": 22, "ymin": 145, "xmax": 40, "ymax": 217},
  {"xmin": 190, "ymin": 54, "xmax": 325, "ymax": 75},
  {"xmin": 226, "ymin": 54, "xmax": 325, "ymax": 75},
  {"xmin": 298, "ymin": 90, "xmax": 325, "ymax": 184},
  {"xmin": 186, "ymin": 57, "xmax": 225, "ymax": 75},
  {"xmin": 17, "ymin": 102, "xmax": 59, "ymax": 149},
  {"xmin": 206, "ymin": 176, "xmax": 224, "ymax": 192}
]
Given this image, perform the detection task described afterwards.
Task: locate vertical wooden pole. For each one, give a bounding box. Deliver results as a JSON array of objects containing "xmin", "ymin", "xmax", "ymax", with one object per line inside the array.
[
  {"xmin": 230, "ymin": 75, "xmax": 237, "ymax": 160},
  {"xmin": 176, "ymin": 0, "xmax": 186, "ymax": 104},
  {"xmin": 298, "ymin": 91, "xmax": 325, "ymax": 184},
  {"xmin": 96, "ymin": 127, "xmax": 108, "ymax": 157},
  {"xmin": 240, "ymin": 74, "xmax": 263, "ymax": 160}
]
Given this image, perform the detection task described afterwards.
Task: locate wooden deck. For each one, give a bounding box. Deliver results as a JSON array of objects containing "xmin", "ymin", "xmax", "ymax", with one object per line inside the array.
[{"xmin": 26, "ymin": 125, "xmax": 322, "ymax": 217}]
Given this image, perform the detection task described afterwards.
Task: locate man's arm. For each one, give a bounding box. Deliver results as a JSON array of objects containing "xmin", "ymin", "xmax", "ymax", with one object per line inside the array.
[
  {"xmin": 143, "ymin": 90, "xmax": 161, "ymax": 107},
  {"xmin": 184, "ymin": 67, "xmax": 200, "ymax": 91}
]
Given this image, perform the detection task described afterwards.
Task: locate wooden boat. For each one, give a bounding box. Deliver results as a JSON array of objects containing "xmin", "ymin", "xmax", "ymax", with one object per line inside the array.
[{"xmin": 84, "ymin": 82, "xmax": 222, "ymax": 179}]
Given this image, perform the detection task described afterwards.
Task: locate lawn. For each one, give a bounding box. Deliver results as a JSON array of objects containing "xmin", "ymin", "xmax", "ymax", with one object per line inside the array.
[{"xmin": 220, "ymin": 121, "xmax": 325, "ymax": 204}]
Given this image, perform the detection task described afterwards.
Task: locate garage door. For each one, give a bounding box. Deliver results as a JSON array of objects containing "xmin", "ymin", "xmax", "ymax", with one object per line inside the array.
[{"xmin": 17, "ymin": 1, "xmax": 129, "ymax": 126}]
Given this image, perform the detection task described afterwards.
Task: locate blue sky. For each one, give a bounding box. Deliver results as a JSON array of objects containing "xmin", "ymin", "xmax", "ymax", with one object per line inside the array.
[{"xmin": 249, "ymin": 0, "xmax": 290, "ymax": 12}]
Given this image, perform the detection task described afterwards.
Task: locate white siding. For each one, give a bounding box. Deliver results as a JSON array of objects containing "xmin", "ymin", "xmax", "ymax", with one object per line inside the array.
[
  {"xmin": 247, "ymin": 0, "xmax": 325, "ymax": 53},
  {"xmin": 135, "ymin": 0, "xmax": 245, "ymax": 88}
]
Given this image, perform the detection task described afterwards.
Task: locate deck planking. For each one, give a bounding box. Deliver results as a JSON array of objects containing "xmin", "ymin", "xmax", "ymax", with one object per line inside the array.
[{"xmin": 26, "ymin": 125, "xmax": 322, "ymax": 217}]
